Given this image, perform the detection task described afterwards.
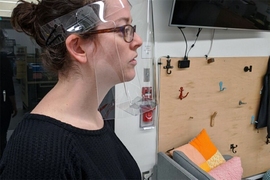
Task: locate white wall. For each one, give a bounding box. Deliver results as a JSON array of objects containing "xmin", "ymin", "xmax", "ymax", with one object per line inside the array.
[{"xmin": 115, "ymin": 0, "xmax": 270, "ymax": 176}]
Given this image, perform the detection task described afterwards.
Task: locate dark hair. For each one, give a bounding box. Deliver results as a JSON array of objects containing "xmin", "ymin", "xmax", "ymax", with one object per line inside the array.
[{"xmin": 11, "ymin": 0, "xmax": 99, "ymax": 75}]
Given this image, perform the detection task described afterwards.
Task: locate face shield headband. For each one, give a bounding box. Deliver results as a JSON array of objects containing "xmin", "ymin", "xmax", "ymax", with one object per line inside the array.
[{"xmin": 40, "ymin": 0, "xmax": 125, "ymax": 47}]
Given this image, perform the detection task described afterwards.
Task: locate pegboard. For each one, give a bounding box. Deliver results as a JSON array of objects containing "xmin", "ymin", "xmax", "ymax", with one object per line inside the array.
[{"xmin": 158, "ymin": 56, "xmax": 270, "ymax": 178}]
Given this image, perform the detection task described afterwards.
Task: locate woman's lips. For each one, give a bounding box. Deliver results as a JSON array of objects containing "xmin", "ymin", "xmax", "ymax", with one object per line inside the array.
[{"xmin": 129, "ymin": 59, "xmax": 137, "ymax": 66}]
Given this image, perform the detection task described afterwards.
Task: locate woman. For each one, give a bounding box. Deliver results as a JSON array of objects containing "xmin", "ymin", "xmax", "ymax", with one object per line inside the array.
[{"xmin": 0, "ymin": 0, "xmax": 143, "ymax": 179}]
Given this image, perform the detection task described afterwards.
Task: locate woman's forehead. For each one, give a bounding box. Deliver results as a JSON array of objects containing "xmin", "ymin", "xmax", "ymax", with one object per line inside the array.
[
  {"xmin": 106, "ymin": 0, "xmax": 131, "ymax": 7},
  {"xmin": 105, "ymin": 0, "xmax": 131, "ymax": 21},
  {"xmin": 105, "ymin": 0, "xmax": 131, "ymax": 13}
]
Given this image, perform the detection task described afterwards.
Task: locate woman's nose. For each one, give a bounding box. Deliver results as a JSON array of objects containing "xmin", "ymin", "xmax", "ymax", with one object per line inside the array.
[{"xmin": 133, "ymin": 33, "xmax": 143, "ymax": 48}]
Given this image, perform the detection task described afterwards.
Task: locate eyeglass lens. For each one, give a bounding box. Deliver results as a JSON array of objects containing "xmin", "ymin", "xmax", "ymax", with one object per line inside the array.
[{"xmin": 123, "ymin": 25, "xmax": 135, "ymax": 43}]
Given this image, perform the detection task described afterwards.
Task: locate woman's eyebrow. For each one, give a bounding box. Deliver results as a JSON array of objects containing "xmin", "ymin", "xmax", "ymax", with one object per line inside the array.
[{"xmin": 116, "ymin": 17, "xmax": 132, "ymax": 24}]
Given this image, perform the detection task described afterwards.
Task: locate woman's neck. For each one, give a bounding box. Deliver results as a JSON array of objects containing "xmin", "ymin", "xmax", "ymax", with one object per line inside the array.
[{"xmin": 31, "ymin": 75, "xmax": 110, "ymax": 130}]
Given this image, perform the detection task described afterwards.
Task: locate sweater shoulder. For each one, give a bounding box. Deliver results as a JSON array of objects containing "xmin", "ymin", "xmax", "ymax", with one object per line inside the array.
[{"xmin": 0, "ymin": 114, "xmax": 86, "ymax": 178}]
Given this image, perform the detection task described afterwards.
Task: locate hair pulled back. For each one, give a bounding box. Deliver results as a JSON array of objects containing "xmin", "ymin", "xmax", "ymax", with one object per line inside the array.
[{"xmin": 11, "ymin": 0, "xmax": 98, "ymax": 74}]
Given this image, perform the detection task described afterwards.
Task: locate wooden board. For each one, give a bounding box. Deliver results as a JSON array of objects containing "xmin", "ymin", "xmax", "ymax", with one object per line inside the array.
[{"xmin": 158, "ymin": 56, "xmax": 270, "ymax": 177}]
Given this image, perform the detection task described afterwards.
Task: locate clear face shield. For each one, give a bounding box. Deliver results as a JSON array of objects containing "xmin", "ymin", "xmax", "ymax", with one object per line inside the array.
[{"xmin": 41, "ymin": 0, "xmax": 156, "ymax": 120}]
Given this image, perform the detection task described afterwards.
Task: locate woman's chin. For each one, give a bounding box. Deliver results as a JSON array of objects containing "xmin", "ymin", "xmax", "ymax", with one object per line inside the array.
[{"xmin": 120, "ymin": 72, "xmax": 136, "ymax": 83}]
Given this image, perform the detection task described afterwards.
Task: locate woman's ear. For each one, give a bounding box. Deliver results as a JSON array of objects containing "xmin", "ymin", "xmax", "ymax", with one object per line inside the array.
[{"xmin": 65, "ymin": 34, "xmax": 87, "ymax": 64}]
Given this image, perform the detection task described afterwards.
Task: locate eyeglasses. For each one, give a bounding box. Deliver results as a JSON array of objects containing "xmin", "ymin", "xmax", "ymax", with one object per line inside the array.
[{"xmin": 85, "ymin": 24, "xmax": 136, "ymax": 43}]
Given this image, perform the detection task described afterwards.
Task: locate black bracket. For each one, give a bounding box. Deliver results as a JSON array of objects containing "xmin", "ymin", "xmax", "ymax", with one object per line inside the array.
[
  {"xmin": 163, "ymin": 55, "xmax": 173, "ymax": 74},
  {"xmin": 230, "ymin": 144, "xmax": 238, "ymax": 153}
]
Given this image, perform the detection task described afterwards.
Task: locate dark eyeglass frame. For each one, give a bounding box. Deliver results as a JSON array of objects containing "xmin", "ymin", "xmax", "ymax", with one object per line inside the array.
[{"xmin": 85, "ymin": 24, "xmax": 136, "ymax": 43}]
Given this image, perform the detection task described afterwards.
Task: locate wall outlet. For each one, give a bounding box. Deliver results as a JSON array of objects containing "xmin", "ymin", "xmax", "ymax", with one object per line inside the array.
[{"xmin": 144, "ymin": 68, "xmax": 150, "ymax": 82}]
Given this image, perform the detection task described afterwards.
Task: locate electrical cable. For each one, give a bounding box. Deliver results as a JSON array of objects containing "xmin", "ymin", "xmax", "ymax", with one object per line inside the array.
[
  {"xmin": 178, "ymin": 27, "xmax": 202, "ymax": 60},
  {"xmin": 187, "ymin": 28, "xmax": 202, "ymax": 57},
  {"xmin": 177, "ymin": 27, "xmax": 202, "ymax": 68},
  {"xmin": 205, "ymin": 29, "xmax": 215, "ymax": 59},
  {"xmin": 178, "ymin": 27, "xmax": 188, "ymax": 60}
]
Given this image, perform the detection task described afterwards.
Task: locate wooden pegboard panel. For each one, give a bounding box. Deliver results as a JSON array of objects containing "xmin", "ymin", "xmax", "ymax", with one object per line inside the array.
[{"xmin": 158, "ymin": 56, "xmax": 269, "ymax": 177}]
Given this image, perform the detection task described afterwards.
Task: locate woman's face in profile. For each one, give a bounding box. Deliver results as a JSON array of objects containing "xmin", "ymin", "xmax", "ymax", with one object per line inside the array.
[{"xmin": 90, "ymin": 0, "xmax": 142, "ymax": 85}]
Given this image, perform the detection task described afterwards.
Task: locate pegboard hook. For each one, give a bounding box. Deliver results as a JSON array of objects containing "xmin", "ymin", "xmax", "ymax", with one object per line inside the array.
[
  {"xmin": 244, "ymin": 66, "xmax": 252, "ymax": 72},
  {"xmin": 210, "ymin": 112, "xmax": 217, "ymax": 127},
  {"xmin": 163, "ymin": 55, "xmax": 173, "ymax": 74},
  {"xmin": 219, "ymin": 81, "xmax": 226, "ymax": 91},
  {"xmin": 239, "ymin": 100, "xmax": 247, "ymax": 105},
  {"xmin": 230, "ymin": 144, "xmax": 238, "ymax": 153},
  {"xmin": 179, "ymin": 87, "xmax": 189, "ymax": 100}
]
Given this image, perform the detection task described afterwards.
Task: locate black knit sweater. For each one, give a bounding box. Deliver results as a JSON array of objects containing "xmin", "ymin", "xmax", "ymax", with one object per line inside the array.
[{"xmin": 0, "ymin": 114, "xmax": 141, "ymax": 179}]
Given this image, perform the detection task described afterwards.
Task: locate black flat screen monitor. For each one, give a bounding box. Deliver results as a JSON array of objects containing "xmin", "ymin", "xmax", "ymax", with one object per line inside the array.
[{"xmin": 169, "ymin": 0, "xmax": 270, "ymax": 31}]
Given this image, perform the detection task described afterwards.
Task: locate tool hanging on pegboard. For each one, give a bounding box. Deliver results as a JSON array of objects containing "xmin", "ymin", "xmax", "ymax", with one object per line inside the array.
[{"xmin": 163, "ymin": 55, "xmax": 173, "ymax": 74}]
